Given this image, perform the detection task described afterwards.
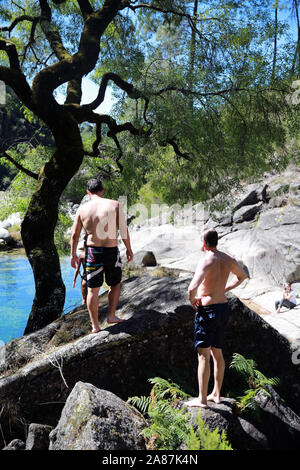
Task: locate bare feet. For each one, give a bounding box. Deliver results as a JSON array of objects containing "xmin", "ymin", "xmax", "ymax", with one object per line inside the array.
[
  {"xmin": 184, "ymin": 398, "xmax": 208, "ymax": 409},
  {"xmin": 91, "ymin": 328, "xmax": 100, "ymax": 333},
  {"xmin": 107, "ymin": 315, "xmax": 126, "ymax": 324},
  {"xmin": 207, "ymin": 393, "xmax": 221, "ymax": 404}
]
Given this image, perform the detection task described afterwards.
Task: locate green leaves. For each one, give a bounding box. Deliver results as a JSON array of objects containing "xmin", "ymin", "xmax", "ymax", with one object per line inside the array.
[
  {"xmin": 230, "ymin": 353, "xmax": 280, "ymax": 416},
  {"xmin": 127, "ymin": 376, "xmax": 232, "ymax": 450}
]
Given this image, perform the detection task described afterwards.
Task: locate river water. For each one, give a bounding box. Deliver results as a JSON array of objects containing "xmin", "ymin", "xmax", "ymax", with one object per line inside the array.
[{"xmin": 0, "ymin": 253, "xmax": 83, "ymax": 344}]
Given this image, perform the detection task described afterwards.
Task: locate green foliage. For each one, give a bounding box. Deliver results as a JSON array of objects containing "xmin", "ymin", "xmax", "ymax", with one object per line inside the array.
[
  {"xmin": 54, "ymin": 208, "xmax": 73, "ymax": 256},
  {"xmin": 186, "ymin": 413, "xmax": 233, "ymax": 451},
  {"xmin": 0, "ymin": 145, "xmax": 52, "ymax": 221},
  {"xmin": 230, "ymin": 353, "xmax": 280, "ymax": 416},
  {"xmin": 142, "ymin": 399, "xmax": 191, "ymax": 450},
  {"xmin": 127, "ymin": 395, "xmax": 152, "ymax": 415},
  {"xmin": 128, "ymin": 377, "xmax": 232, "ymax": 451}
]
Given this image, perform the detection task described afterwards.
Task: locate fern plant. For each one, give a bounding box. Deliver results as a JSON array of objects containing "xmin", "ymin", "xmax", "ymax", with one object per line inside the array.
[
  {"xmin": 230, "ymin": 353, "xmax": 280, "ymax": 415},
  {"xmin": 142, "ymin": 400, "xmax": 191, "ymax": 450},
  {"xmin": 186, "ymin": 413, "xmax": 232, "ymax": 450},
  {"xmin": 127, "ymin": 395, "xmax": 152, "ymax": 415},
  {"xmin": 127, "ymin": 377, "xmax": 232, "ymax": 451}
]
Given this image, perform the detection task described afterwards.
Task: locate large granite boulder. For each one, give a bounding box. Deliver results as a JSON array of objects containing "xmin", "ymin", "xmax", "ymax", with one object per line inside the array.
[
  {"xmin": 0, "ymin": 275, "xmax": 299, "ymax": 449},
  {"xmin": 182, "ymin": 385, "xmax": 300, "ymax": 450},
  {"xmin": 49, "ymin": 382, "xmax": 147, "ymax": 450}
]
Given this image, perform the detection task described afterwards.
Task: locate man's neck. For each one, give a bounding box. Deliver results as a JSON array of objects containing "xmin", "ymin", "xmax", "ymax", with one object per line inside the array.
[
  {"xmin": 90, "ymin": 193, "xmax": 102, "ymax": 199},
  {"xmin": 206, "ymin": 247, "xmax": 217, "ymax": 254}
]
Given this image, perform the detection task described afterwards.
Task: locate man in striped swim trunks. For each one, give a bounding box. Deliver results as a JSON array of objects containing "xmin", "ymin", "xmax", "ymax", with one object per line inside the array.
[
  {"xmin": 185, "ymin": 230, "xmax": 248, "ymax": 408},
  {"xmin": 70, "ymin": 178, "xmax": 133, "ymax": 333}
]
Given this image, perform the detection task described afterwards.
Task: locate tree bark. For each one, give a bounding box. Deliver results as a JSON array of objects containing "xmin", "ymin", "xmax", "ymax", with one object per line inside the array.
[{"xmin": 22, "ymin": 112, "xmax": 83, "ymax": 334}]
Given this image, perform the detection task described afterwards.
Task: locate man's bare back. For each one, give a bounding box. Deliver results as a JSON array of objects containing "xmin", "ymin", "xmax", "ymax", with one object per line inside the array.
[
  {"xmin": 79, "ymin": 197, "xmax": 120, "ymax": 248},
  {"xmin": 188, "ymin": 239, "xmax": 248, "ymax": 308},
  {"xmin": 196, "ymin": 250, "xmax": 241, "ymax": 306}
]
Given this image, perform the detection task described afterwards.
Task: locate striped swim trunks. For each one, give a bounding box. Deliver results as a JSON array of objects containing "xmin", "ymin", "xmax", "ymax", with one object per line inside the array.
[{"xmin": 85, "ymin": 246, "xmax": 122, "ymax": 288}]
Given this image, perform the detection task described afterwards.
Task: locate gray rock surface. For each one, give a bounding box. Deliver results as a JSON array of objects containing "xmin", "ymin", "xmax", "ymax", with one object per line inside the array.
[
  {"xmin": 0, "ymin": 227, "xmax": 12, "ymax": 242},
  {"xmin": 49, "ymin": 382, "xmax": 146, "ymax": 450},
  {"xmin": 0, "ymin": 275, "xmax": 299, "ymax": 449},
  {"xmin": 232, "ymin": 201, "xmax": 263, "ymax": 224},
  {"xmin": 25, "ymin": 423, "xmax": 53, "ymax": 450},
  {"xmin": 182, "ymin": 386, "xmax": 300, "ymax": 450},
  {"xmin": 129, "ymin": 250, "xmax": 157, "ymax": 267},
  {"xmin": 181, "ymin": 398, "xmax": 268, "ymax": 450},
  {"xmin": 2, "ymin": 439, "xmax": 25, "ymax": 450}
]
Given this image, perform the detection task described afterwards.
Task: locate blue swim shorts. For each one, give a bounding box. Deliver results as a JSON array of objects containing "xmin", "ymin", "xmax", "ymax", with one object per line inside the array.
[{"xmin": 194, "ymin": 302, "xmax": 230, "ymax": 350}]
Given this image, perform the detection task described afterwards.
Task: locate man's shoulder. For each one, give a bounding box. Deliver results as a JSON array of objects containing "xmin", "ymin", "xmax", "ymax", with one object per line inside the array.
[
  {"xmin": 216, "ymin": 250, "xmax": 239, "ymax": 267},
  {"xmin": 102, "ymin": 197, "xmax": 119, "ymax": 206},
  {"xmin": 77, "ymin": 200, "xmax": 91, "ymax": 214}
]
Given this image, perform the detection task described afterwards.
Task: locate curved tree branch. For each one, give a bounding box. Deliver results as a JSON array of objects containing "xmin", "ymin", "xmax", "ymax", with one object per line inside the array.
[
  {"xmin": 77, "ymin": 0, "xmax": 94, "ymax": 18},
  {"xmin": 0, "ymin": 66, "xmax": 36, "ymax": 112},
  {"xmin": 0, "ymin": 15, "xmax": 40, "ymax": 36},
  {"xmin": 0, "ymin": 38, "xmax": 21, "ymax": 70},
  {"xmin": 0, "ymin": 149, "xmax": 38, "ymax": 180},
  {"xmin": 39, "ymin": 0, "xmax": 72, "ymax": 62},
  {"xmin": 85, "ymin": 72, "xmax": 143, "ymax": 110}
]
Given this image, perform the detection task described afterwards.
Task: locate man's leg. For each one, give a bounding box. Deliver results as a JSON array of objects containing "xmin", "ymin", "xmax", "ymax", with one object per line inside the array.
[
  {"xmin": 81, "ymin": 279, "xmax": 87, "ymax": 305},
  {"xmin": 87, "ymin": 286, "xmax": 101, "ymax": 333},
  {"xmin": 185, "ymin": 347, "xmax": 211, "ymax": 408},
  {"xmin": 207, "ymin": 347, "xmax": 225, "ymax": 404},
  {"xmin": 107, "ymin": 283, "xmax": 125, "ymax": 323}
]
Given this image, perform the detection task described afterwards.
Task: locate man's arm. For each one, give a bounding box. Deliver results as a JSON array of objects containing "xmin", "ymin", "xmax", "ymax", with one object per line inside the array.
[
  {"xmin": 117, "ymin": 203, "xmax": 133, "ymax": 262},
  {"xmin": 224, "ymin": 259, "xmax": 248, "ymax": 293},
  {"xmin": 70, "ymin": 209, "xmax": 83, "ymax": 268},
  {"xmin": 188, "ymin": 258, "xmax": 210, "ymax": 307}
]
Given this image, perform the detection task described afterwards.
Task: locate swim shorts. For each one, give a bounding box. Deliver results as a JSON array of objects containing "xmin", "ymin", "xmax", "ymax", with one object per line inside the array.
[
  {"xmin": 194, "ymin": 302, "xmax": 230, "ymax": 350},
  {"xmin": 85, "ymin": 246, "xmax": 122, "ymax": 288}
]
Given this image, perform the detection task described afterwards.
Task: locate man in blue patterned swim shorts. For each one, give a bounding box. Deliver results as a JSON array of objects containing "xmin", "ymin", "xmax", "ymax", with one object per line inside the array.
[
  {"xmin": 185, "ymin": 230, "xmax": 248, "ymax": 408},
  {"xmin": 70, "ymin": 178, "xmax": 133, "ymax": 333}
]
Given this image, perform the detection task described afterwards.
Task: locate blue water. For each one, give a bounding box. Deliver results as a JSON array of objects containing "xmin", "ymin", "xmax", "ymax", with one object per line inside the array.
[{"xmin": 0, "ymin": 254, "xmax": 83, "ymax": 344}]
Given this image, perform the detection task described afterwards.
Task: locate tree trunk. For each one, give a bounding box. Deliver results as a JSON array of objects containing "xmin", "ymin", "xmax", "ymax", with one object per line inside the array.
[{"xmin": 21, "ymin": 114, "xmax": 83, "ymax": 334}]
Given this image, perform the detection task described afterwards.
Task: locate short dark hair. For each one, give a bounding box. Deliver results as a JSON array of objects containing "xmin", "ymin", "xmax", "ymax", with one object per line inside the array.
[
  {"xmin": 203, "ymin": 230, "xmax": 218, "ymax": 247},
  {"xmin": 87, "ymin": 178, "xmax": 103, "ymax": 194}
]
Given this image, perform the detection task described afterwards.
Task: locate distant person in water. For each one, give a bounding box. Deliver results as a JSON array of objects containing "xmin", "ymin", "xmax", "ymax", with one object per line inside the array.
[
  {"xmin": 185, "ymin": 230, "xmax": 248, "ymax": 409},
  {"xmin": 72, "ymin": 236, "xmax": 87, "ymax": 305},
  {"xmin": 70, "ymin": 178, "xmax": 134, "ymax": 333},
  {"xmin": 275, "ymin": 283, "xmax": 297, "ymax": 314}
]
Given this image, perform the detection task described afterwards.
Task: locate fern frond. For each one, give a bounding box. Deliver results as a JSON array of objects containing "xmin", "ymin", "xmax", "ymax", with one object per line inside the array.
[
  {"xmin": 230, "ymin": 353, "xmax": 257, "ymax": 379},
  {"xmin": 148, "ymin": 377, "xmax": 190, "ymax": 403},
  {"xmin": 127, "ymin": 395, "xmax": 152, "ymax": 414}
]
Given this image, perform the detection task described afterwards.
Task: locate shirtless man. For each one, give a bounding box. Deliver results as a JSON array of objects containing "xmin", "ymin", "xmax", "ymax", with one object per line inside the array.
[
  {"xmin": 70, "ymin": 178, "xmax": 133, "ymax": 333},
  {"xmin": 185, "ymin": 230, "xmax": 248, "ymax": 408}
]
